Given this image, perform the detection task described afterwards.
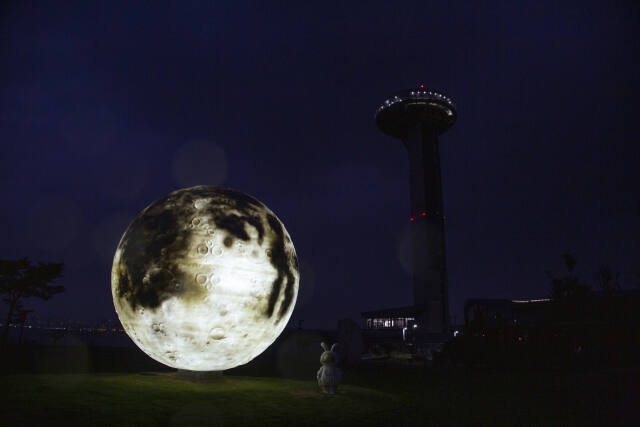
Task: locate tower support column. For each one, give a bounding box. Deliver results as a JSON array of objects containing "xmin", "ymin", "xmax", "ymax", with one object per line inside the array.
[
  {"xmin": 405, "ymin": 123, "xmax": 449, "ymax": 337},
  {"xmin": 375, "ymin": 86, "xmax": 456, "ymax": 342}
]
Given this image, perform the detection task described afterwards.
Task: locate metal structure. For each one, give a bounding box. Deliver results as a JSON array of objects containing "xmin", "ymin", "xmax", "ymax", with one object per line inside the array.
[{"xmin": 375, "ymin": 84, "xmax": 457, "ymax": 341}]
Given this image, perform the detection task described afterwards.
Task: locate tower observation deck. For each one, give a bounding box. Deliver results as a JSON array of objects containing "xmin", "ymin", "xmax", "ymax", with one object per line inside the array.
[{"xmin": 375, "ymin": 85, "xmax": 457, "ymax": 341}]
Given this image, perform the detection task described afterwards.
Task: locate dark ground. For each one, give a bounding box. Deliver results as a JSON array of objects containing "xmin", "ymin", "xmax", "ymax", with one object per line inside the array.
[{"xmin": 1, "ymin": 344, "xmax": 638, "ymax": 426}]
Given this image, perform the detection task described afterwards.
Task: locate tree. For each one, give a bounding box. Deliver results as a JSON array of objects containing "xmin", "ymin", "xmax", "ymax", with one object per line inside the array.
[
  {"xmin": 14, "ymin": 307, "xmax": 34, "ymax": 345},
  {"xmin": 546, "ymin": 253, "xmax": 591, "ymax": 300},
  {"xmin": 0, "ymin": 258, "xmax": 64, "ymax": 348},
  {"xmin": 595, "ymin": 265, "xmax": 621, "ymax": 296}
]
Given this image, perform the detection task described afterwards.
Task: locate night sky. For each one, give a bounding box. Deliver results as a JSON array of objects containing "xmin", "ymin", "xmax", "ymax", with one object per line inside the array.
[{"xmin": 2, "ymin": 1, "xmax": 639, "ymax": 329}]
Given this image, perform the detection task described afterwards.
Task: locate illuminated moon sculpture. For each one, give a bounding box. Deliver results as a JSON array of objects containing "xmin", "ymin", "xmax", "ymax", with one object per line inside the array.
[{"xmin": 111, "ymin": 186, "xmax": 299, "ymax": 371}]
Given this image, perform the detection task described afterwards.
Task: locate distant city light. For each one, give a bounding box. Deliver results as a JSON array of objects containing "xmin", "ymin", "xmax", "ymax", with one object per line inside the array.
[{"xmin": 511, "ymin": 298, "xmax": 551, "ymax": 303}]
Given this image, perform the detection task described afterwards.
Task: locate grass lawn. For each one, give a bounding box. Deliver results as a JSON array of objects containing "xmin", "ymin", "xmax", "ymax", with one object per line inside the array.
[{"xmin": 1, "ymin": 365, "xmax": 637, "ymax": 426}]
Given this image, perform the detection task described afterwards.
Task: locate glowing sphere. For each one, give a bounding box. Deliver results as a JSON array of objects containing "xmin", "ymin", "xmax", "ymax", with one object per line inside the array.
[{"xmin": 111, "ymin": 186, "xmax": 299, "ymax": 371}]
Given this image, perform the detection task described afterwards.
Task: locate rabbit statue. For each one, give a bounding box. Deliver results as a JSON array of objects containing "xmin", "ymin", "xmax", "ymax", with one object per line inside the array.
[{"xmin": 317, "ymin": 342, "xmax": 342, "ymax": 394}]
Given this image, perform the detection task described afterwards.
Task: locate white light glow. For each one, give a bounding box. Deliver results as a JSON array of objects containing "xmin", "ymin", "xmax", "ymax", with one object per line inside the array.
[
  {"xmin": 111, "ymin": 187, "xmax": 299, "ymax": 371},
  {"xmin": 511, "ymin": 298, "xmax": 551, "ymax": 303}
]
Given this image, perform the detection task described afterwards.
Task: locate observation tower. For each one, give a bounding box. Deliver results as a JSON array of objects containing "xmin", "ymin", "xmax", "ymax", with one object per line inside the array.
[{"xmin": 375, "ymin": 84, "xmax": 457, "ymax": 341}]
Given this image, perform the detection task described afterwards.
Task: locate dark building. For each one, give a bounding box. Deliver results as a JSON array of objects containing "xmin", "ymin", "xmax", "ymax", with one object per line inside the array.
[
  {"xmin": 361, "ymin": 305, "xmax": 421, "ymax": 348},
  {"xmin": 362, "ymin": 85, "xmax": 457, "ymax": 345},
  {"xmin": 460, "ymin": 292, "xmax": 640, "ymax": 368},
  {"xmin": 464, "ymin": 298, "xmax": 552, "ymax": 329}
]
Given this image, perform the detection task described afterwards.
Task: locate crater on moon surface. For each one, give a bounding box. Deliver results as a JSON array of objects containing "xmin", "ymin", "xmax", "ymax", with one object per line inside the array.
[{"xmin": 111, "ymin": 186, "xmax": 299, "ymax": 371}]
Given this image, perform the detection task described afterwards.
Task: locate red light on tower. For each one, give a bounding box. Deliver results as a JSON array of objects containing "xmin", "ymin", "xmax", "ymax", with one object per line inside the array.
[
  {"xmin": 420, "ymin": 212, "xmax": 426, "ymax": 216},
  {"xmin": 410, "ymin": 216, "xmax": 415, "ymax": 222},
  {"xmin": 419, "ymin": 83, "xmax": 424, "ymax": 89}
]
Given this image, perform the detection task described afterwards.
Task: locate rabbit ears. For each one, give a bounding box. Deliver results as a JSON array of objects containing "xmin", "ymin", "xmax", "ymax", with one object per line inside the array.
[{"xmin": 321, "ymin": 342, "xmax": 340, "ymax": 352}]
